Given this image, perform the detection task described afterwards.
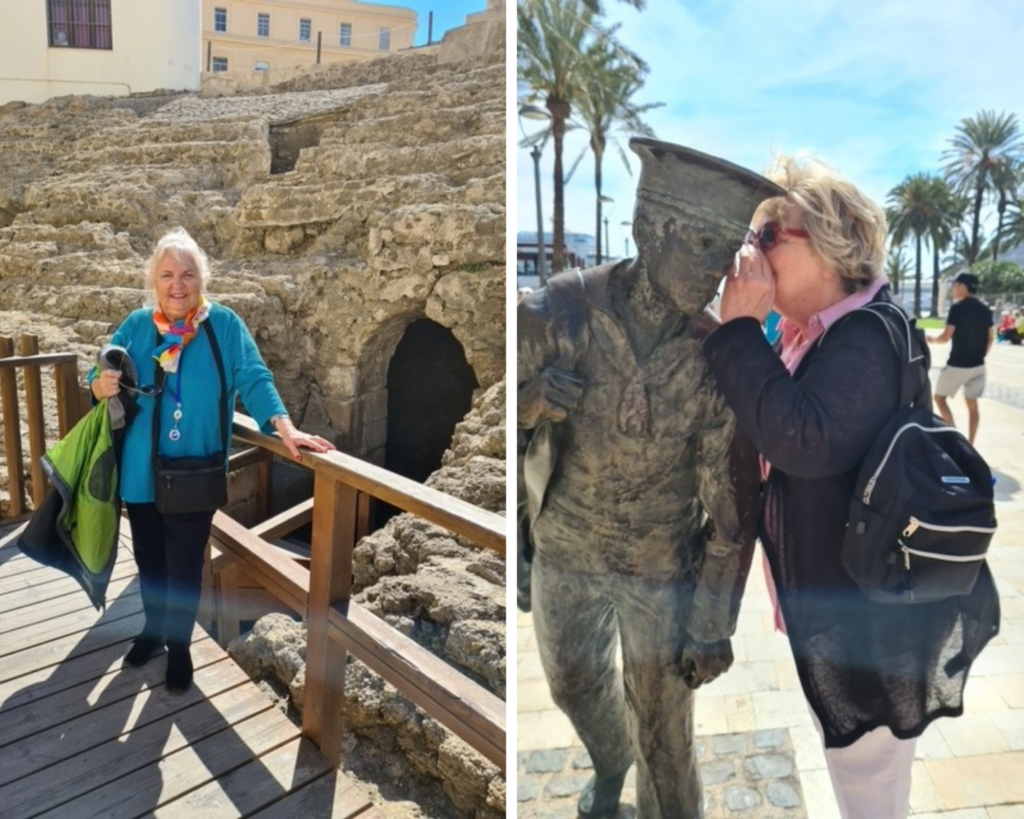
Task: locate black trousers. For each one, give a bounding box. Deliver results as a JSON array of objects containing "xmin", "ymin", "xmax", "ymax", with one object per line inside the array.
[{"xmin": 126, "ymin": 503, "xmax": 214, "ymax": 647}]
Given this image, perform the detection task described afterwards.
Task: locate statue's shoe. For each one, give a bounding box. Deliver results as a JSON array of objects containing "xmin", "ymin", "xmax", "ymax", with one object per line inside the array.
[{"xmin": 578, "ymin": 769, "xmax": 628, "ymax": 818}]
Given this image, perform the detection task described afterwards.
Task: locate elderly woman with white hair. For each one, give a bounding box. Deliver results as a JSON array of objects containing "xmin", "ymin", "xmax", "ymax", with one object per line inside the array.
[
  {"xmin": 701, "ymin": 158, "xmax": 999, "ymax": 818},
  {"xmin": 89, "ymin": 227, "xmax": 334, "ymax": 694}
]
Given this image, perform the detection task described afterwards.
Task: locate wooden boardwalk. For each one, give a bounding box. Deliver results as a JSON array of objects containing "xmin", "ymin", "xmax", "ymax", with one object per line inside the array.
[{"xmin": 0, "ymin": 522, "xmax": 381, "ymax": 819}]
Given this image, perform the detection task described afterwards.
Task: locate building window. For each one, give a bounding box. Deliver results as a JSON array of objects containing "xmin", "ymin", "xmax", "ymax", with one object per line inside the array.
[
  {"xmin": 47, "ymin": 0, "xmax": 112, "ymax": 49},
  {"xmin": 299, "ymin": 18, "xmax": 311, "ymax": 42},
  {"xmin": 339, "ymin": 22, "xmax": 352, "ymax": 46},
  {"xmin": 254, "ymin": 61, "xmax": 270, "ymax": 71},
  {"xmin": 378, "ymin": 27, "xmax": 390, "ymax": 51},
  {"xmin": 214, "ymin": 7, "xmax": 227, "ymax": 33},
  {"xmin": 212, "ymin": 57, "xmax": 228, "ymax": 72},
  {"xmin": 257, "ymin": 13, "xmax": 270, "ymax": 37}
]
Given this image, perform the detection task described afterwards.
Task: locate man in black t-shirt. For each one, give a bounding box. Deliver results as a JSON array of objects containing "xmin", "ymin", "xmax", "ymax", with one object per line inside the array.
[{"xmin": 927, "ymin": 271, "xmax": 994, "ymax": 444}]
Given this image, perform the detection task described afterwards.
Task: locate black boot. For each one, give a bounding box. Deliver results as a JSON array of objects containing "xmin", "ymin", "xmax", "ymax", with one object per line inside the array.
[
  {"xmin": 122, "ymin": 635, "xmax": 165, "ymax": 668},
  {"xmin": 578, "ymin": 769, "xmax": 629, "ymax": 818},
  {"xmin": 165, "ymin": 644, "xmax": 193, "ymax": 694}
]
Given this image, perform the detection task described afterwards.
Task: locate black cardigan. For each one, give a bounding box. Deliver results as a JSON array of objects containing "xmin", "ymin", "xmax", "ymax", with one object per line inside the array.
[{"xmin": 703, "ymin": 303, "xmax": 1000, "ymax": 748}]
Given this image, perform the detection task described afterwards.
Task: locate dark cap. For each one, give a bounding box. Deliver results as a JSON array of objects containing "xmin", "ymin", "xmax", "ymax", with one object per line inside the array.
[{"xmin": 953, "ymin": 271, "xmax": 979, "ymax": 293}]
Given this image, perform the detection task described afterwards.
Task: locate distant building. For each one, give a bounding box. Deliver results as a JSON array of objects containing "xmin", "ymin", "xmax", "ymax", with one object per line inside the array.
[
  {"xmin": 516, "ymin": 233, "xmax": 592, "ymax": 291},
  {"xmin": 201, "ymin": 0, "xmax": 416, "ymax": 74},
  {"xmin": 0, "ymin": 0, "xmax": 202, "ymax": 105}
]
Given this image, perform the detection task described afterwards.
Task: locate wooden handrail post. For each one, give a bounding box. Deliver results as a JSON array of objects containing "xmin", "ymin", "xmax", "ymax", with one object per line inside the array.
[
  {"xmin": 54, "ymin": 360, "xmax": 82, "ymax": 439},
  {"xmin": 256, "ymin": 449, "xmax": 273, "ymax": 522},
  {"xmin": 303, "ymin": 472, "xmax": 358, "ymax": 765},
  {"xmin": 0, "ymin": 336, "xmax": 26, "ymax": 517},
  {"xmin": 356, "ymin": 491, "xmax": 372, "ymax": 542},
  {"xmin": 17, "ymin": 335, "xmax": 48, "ymax": 507}
]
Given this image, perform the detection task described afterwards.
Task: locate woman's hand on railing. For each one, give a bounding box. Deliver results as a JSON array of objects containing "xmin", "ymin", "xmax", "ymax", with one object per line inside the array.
[
  {"xmin": 272, "ymin": 415, "xmax": 336, "ymax": 461},
  {"xmin": 91, "ymin": 369, "xmax": 121, "ymax": 400}
]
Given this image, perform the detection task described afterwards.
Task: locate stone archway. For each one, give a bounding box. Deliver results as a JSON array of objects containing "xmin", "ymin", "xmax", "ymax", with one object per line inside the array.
[{"xmin": 384, "ymin": 318, "xmax": 478, "ymax": 485}]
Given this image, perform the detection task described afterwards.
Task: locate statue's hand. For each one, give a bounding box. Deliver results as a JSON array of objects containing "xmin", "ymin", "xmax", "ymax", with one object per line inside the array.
[
  {"xmin": 518, "ymin": 366, "xmax": 585, "ymax": 427},
  {"xmin": 679, "ymin": 638, "xmax": 734, "ymax": 689}
]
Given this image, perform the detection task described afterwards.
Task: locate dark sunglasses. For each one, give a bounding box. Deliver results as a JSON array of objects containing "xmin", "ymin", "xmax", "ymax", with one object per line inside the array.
[
  {"xmin": 118, "ymin": 382, "xmax": 162, "ymax": 397},
  {"xmin": 745, "ymin": 221, "xmax": 811, "ymax": 252}
]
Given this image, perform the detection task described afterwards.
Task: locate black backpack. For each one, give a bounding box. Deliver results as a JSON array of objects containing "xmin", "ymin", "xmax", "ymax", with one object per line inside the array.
[{"xmin": 838, "ymin": 303, "xmax": 997, "ymax": 603}]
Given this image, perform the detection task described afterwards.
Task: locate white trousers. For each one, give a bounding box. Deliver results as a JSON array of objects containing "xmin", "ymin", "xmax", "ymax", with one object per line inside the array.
[{"xmin": 809, "ymin": 707, "xmax": 916, "ymax": 819}]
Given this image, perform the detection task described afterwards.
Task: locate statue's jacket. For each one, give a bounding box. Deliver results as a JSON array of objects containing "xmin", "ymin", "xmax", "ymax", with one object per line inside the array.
[{"xmin": 518, "ymin": 264, "xmax": 757, "ymax": 642}]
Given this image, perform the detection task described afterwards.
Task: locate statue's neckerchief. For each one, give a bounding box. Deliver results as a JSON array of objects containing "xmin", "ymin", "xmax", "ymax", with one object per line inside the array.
[{"xmin": 597, "ymin": 267, "xmax": 694, "ymax": 438}]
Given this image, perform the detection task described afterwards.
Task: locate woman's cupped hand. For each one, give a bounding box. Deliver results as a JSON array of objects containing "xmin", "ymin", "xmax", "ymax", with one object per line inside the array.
[{"xmin": 719, "ymin": 242, "xmax": 775, "ymax": 324}]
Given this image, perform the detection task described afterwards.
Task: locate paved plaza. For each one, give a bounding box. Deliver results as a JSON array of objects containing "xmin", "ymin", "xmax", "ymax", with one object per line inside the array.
[{"xmin": 517, "ymin": 339, "xmax": 1024, "ymax": 818}]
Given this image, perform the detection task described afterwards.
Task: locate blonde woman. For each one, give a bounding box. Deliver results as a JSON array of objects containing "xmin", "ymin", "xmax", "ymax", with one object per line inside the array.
[
  {"xmin": 702, "ymin": 158, "xmax": 999, "ymax": 819},
  {"xmin": 89, "ymin": 228, "xmax": 334, "ymax": 693}
]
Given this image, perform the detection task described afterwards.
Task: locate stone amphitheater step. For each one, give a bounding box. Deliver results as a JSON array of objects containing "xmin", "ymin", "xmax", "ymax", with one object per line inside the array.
[
  {"xmin": 74, "ymin": 120, "xmax": 267, "ymax": 150},
  {"xmin": 368, "ymin": 202, "xmax": 505, "ymax": 269},
  {"xmin": 296, "ymin": 133, "xmax": 503, "ymax": 182},
  {"xmin": 319, "ymin": 102, "xmax": 503, "ymax": 149},
  {"xmin": 56, "ymin": 139, "xmax": 270, "ymax": 186},
  {"xmin": 233, "ymin": 170, "xmax": 504, "ymax": 229},
  {"xmin": 21, "ymin": 166, "xmax": 249, "ymax": 220},
  {"xmin": 370, "ymin": 80, "xmax": 503, "ymax": 120}
]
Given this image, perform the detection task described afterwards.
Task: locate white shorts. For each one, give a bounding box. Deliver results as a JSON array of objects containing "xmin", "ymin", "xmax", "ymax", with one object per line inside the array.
[{"xmin": 935, "ymin": 364, "xmax": 986, "ymax": 399}]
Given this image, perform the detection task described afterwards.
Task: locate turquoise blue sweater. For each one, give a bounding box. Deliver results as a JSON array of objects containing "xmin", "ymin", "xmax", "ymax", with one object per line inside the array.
[{"xmin": 95, "ymin": 303, "xmax": 287, "ymax": 503}]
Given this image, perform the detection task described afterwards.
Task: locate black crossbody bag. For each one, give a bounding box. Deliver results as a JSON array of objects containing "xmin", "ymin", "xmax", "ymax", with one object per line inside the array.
[{"xmin": 152, "ymin": 321, "xmax": 229, "ymax": 516}]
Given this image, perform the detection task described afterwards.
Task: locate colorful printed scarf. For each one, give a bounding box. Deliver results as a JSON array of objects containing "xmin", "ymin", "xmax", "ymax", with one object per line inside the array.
[{"xmin": 152, "ymin": 296, "xmax": 211, "ymax": 373}]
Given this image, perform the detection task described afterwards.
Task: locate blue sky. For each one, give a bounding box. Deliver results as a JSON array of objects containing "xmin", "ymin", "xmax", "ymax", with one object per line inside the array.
[
  {"xmin": 516, "ymin": 0, "xmax": 1024, "ymax": 260},
  {"xmin": 393, "ymin": 1, "xmax": 489, "ymax": 45}
]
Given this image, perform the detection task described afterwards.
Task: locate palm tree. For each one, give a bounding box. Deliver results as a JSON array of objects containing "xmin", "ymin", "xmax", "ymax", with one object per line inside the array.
[
  {"xmin": 518, "ymin": 0, "xmax": 597, "ymax": 273},
  {"xmin": 582, "ymin": 0, "xmax": 645, "ymax": 11},
  {"xmin": 564, "ymin": 31, "xmax": 661, "ymax": 263},
  {"xmin": 924, "ymin": 177, "xmax": 962, "ymax": 317},
  {"xmin": 942, "ymin": 110, "xmax": 1024, "ymax": 264},
  {"xmin": 1002, "ymin": 197, "xmax": 1024, "ymax": 256},
  {"xmin": 887, "ymin": 173, "xmax": 936, "ymax": 316},
  {"xmin": 885, "ymin": 246, "xmax": 911, "ymax": 296},
  {"xmin": 990, "ymin": 158, "xmax": 1022, "ymax": 261}
]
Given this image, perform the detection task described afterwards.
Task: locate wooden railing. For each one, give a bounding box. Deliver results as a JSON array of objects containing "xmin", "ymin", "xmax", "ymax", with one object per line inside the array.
[
  {"xmin": 0, "ymin": 335, "xmax": 84, "ymax": 520},
  {"xmin": 212, "ymin": 413, "xmax": 506, "ymax": 772},
  {"xmin": 0, "ymin": 341, "xmax": 507, "ymax": 773}
]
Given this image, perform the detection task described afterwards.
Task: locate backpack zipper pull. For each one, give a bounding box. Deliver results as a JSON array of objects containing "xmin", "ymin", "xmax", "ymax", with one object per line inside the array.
[{"xmin": 902, "ymin": 518, "xmax": 920, "ymax": 538}]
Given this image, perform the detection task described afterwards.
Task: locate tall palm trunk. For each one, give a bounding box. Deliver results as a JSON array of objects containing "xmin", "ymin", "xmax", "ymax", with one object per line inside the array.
[
  {"xmin": 914, "ymin": 233, "xmax": 923, "ymax": 316},
  {"xmin": 931, "ymin": 243, "xmax": 941, "ymax": 318},
  {"xmin": 593, "ymin": 137, "xmax": 605, "ymax": 264},
  {"xmin": 993, "ymin": 194, "xmax": 1008, "ymax": 260},
  {"xmin": 969, "ymin": 182, "xmax": 985, "ymax": 263},
  {"xmin": 549, "ymin": 98, "xmax": 570, "ymax": 273}
]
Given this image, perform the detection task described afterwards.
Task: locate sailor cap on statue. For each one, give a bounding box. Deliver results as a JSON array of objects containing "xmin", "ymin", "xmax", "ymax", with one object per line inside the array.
[{"xmin": 628, "ymin": 137, "xmax": 785, "ymax": 269}]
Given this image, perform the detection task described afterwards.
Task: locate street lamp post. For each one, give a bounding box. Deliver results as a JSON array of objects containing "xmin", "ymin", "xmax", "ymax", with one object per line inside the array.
[
  {"xmin": 530, "ymin": 143, "xmax": 545, "ymax": 283},
  {"xmin": 621, "ymin": 220, "xmax": 632, "ymax": 259},
  {"xmin": 519, "ymin": 104, "xmax": 551, "ymax": 286},
  {"xmin": 597, "ymin": 195, "xmax": 614, "ymax": 265}
]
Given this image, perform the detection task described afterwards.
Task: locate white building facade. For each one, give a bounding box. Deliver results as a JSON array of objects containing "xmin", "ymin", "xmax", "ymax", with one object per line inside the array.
[{"xmin": 0, "ymin": 1, "xmax": 202, "ymax": 105}]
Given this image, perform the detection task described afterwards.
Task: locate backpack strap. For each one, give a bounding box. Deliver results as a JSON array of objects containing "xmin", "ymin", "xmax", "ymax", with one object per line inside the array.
[
  {"xmin": 856, "ymin": 303, "xmax": 927, "ymax": 409},
  {"xmin": 818, "ymin": 299, "xmax": 928, "ymax": 409}
]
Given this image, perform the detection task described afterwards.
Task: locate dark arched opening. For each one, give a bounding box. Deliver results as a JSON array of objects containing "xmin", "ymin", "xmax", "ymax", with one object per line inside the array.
[{"xmin": 380, "ymin": 319, "xmax": 478, "ymax": 523}]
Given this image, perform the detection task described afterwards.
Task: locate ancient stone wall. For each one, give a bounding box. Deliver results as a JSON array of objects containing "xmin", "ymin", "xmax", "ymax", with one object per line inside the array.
[
  {"xmin": 0, "ymin": 46, "xmax": 504, "ymax": 465},
  {"xmin": 0, "ymin": 32, "xmax": 507, "ymax": 816}
]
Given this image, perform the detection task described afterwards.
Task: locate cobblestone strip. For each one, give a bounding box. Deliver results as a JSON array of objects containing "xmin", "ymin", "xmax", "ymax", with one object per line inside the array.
[{"xmin": 517, "ymin": 729, "xmax": 806, "ymax": 818}]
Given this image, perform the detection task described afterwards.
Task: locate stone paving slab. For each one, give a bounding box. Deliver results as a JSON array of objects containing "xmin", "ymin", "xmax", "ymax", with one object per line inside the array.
[{"xmin": 517, "ymin": 729, "xmax": 806, "ymax": 819}]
